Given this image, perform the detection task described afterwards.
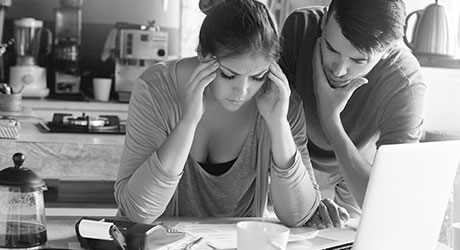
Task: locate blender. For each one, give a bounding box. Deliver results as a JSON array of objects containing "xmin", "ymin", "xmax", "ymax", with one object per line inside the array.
[
  {"xmin": 9, "ymin": 18, "xmax": 51, "ymax": 98},
  {"xmin": 0, "ymin": 152, "xmax": 48, "ymax": 249}
]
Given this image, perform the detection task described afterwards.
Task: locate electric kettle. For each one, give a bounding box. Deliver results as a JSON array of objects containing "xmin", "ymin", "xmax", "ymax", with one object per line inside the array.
[
  {"xmin": 404, "ymin": 0, "xmax": 454, "ymax": 57},
  {"xmin": 0, "ymin": 152, "xmax": 48, "ymax": 248}
]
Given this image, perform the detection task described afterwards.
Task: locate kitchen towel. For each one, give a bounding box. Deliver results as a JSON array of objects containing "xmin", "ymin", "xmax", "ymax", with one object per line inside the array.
[{"xmin": 100, "ymin": 28, "xmax": 117, "ymax": 62}]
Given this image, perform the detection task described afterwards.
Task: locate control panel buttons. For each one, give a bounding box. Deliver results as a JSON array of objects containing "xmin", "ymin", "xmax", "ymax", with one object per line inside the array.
[{"xmin": 22, "ymin": 74, "xmax": 34, "ymax": 84}]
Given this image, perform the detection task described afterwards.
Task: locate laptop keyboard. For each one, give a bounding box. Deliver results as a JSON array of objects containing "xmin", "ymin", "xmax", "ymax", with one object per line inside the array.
[{"xmin": 325, "ymin": 242, "xmax": 353, "ymax": 250}]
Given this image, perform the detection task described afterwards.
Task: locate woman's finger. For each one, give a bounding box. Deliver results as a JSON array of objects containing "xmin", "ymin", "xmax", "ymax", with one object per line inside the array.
[
  {"xmin": 267, "ymin": 64, "xmax": 289, "ymax": 94},
  {"xmin": 189, "ymin": 58, "xmax": 219, "ymax": 88},
  {"xmin": 269, "ymin": 62, "xmax": 290, "ymax": 90},
  {"xmin": 195, "ymin": 72, "xmax": 217, "ymax": 93}
]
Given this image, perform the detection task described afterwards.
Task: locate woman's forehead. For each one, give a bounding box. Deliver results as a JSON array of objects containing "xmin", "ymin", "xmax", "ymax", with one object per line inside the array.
[{"xmin": 219, "ymin": 53, "xmax": 272, "ymax": 75}]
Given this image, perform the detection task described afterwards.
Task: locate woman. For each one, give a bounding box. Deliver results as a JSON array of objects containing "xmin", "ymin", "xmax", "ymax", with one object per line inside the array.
[{"xmin": 114, "ymin": 0, "xmax": 320, "ymax": 227}]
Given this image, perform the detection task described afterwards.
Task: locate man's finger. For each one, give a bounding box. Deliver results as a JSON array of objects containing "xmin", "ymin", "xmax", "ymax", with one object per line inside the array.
[
  {"xmin": 323, "ymin": 199, "xmax": 341, "ymax": 228},
  {"xmin": 311, "ymin": 210, "xmax": 322, "ymax": 229},
  {"xmin": 338, "ymin": 206, "xmax": 350, "ymax": 224},
  {"xmin": 345, "ymin": 77, "xmax": 368, "ymax": 93},
  {"xmin": 318, "ymin": 202, "xmax": 332, "ymax": 228}
]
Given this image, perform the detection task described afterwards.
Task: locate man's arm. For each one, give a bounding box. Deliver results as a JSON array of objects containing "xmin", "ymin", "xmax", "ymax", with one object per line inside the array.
[
  {"xmin": 312, "ymin": 38, "xmax": 370, "ymax": 206},
  {"xmin": 320, "ymin": 115, "xmax": 371, "ymax": 207},
  {"xmin": 312, "ymin": 38, "xmax": 425, "ymax": 207}
]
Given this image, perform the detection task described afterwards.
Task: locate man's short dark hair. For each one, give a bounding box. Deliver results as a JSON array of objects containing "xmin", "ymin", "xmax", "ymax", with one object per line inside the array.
[{"xmin": 327, "ymin": 0, "xmax": 406, "ymax": 54}]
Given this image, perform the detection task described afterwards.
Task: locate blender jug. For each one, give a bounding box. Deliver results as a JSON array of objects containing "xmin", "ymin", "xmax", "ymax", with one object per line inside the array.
[
  {"xmin": 9, "ymin": 18, "xmax": 51, "ymax": 98},
  {"xmin": 0, "ymin": 153, "xmax": 48, "ymax": 248},
  {"xmin": 13, "ymin": 18, "xmax": 51, "ymax": 66}
]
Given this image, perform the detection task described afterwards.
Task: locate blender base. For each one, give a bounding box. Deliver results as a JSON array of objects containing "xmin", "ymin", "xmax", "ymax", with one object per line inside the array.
[{"xmin": 9, "ymin": 66, "xmax": 49, "ymax": 98}]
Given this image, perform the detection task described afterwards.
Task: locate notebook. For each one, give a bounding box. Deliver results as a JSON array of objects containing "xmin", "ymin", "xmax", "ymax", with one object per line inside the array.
[{"xmin": 288, "ymin": 140, "xmax": 460, "ymax": 250}]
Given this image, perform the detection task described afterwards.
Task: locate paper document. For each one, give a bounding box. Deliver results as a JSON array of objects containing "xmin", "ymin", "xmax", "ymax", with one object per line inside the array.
[{"xmin": 174, "ymin": 221, "xmax": 319, "ymax": 250}]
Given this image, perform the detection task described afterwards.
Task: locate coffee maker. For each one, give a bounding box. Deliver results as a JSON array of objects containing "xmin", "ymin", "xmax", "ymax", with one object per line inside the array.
[
  {"xmin": 114, "ymin": 23, "xmax": 168, "ymax": 102},
  {"xmin": 9, "ymin": 18, "xmax": 51, "ymax": 98},
  {"xmin": 53, "ymin": 6, "xmax": 82, "ymax": 95}
]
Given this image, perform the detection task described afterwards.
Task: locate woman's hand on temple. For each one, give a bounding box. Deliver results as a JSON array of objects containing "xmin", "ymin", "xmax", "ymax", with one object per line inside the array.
[
  {"xmin": 182, "ymin": 56, "xmax": 219, "ymax": 125},
  {"xmin": 256, "ymin": 62, "xmax": 291, "ymax": 125}
]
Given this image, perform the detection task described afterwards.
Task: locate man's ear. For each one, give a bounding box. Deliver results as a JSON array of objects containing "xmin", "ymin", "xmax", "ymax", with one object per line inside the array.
[
  {"xmin": 381, "ymin": 43, "xmax": 397, "ymax": 59},
  {"xmin": 320, "ymin": 7, "xmax": 328, "ymax": 31},
  {"xmin": 381, "ymin": 49, "xmax": 393, "ymax": 60}
]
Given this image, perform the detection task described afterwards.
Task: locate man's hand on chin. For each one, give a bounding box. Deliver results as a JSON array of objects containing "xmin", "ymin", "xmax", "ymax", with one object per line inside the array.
[{"xmin": 312, "ymin": 38, "xmax": 368, "ymax": 125}]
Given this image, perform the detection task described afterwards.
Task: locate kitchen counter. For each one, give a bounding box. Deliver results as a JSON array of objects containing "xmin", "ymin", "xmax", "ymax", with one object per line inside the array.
[
  {"xmin": 22, "ymin": 98, "xmax": 129, "ymax": 121},
  {"xmin": 33, "ymin": 214, "xmax": 456, "ymax": 250},
  {"xmin": 0, "ymin": 99, "xmax": 129, "ymax": 207},
  {"xmin": 17, "ymin": 120, "xmax": 125, "ymax": 145}
]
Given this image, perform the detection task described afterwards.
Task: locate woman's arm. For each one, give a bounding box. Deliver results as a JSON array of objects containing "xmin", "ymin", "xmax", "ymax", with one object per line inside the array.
[
  {"xmin": 115, "ymin": 59, "xmax": 218, "ymax": 223},
  {"xmin": 269, "ymin": 92, "xmax": 321, "ymax": 227},
  {"xmin": 256, "ymin": 63, "xmax": 320, "ymax": 227},
  {"xmin": 114, "ymin": 75, "xmax": 183, "ymax": 223}
]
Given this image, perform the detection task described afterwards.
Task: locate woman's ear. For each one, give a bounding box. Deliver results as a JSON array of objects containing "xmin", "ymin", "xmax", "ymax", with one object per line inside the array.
[
  {"xmin": 197, "ymin": 51, "xmax": 206, "ymax": 63},
  {"xmin": 197, "ymin": 51, "xmax": 214, "ymax": 63}
]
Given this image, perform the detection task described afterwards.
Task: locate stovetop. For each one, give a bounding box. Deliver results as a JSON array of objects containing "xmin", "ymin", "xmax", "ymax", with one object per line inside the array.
[{"xmin": 39, "ymin": 113, "xmax": 126, "ymax": 135}]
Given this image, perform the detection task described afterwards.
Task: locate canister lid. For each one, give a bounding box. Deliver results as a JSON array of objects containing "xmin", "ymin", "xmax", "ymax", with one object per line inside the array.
[
  {"xmin": 0, "ymin": 152, "xmax": 45, "ymax": 188},
  {"xmin": 14, "ymin": 18, "xmax": 43, "ymax": 28}
]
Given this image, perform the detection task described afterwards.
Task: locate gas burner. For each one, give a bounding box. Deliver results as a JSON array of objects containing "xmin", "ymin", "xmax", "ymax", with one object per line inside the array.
[{"xmin": 39, "ymin": 112, "xmax": 125, "ymax": 134}]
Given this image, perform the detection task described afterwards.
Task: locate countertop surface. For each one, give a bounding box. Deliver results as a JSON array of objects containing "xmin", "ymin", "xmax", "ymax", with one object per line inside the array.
[
  {"xmin": 40, "ymin": 215, "xmax": 454, "ymax": 250},
  {"xmin": 22, "ymin": 98, "xmax": 129, "ymax": 112},
  {"xmin": 17, "ymin": 120, "xmax": 125, "ymax": 145},
  {"xmin": 1, "ymin": 99, "xmax": 127, "ymax": 145},
  {"xmin": 0, "ymin": 99, "xmax": 126, "ymax": 184}
]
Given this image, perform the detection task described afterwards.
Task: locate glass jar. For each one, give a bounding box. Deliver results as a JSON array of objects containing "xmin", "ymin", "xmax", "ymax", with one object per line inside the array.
[{"xmin": 0, "ymin": 153, "xmax": 47, "ymax": 248}]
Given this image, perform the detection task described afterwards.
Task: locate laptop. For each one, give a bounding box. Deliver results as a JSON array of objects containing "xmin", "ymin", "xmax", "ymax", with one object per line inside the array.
[{"xmin": 288, "ymin": 140, "xmax": 460, "ymax": 250}]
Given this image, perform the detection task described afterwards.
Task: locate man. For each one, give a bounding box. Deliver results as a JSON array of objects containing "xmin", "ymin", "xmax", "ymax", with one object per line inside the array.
[{"xmin": 279, "ymin": 0, "xmax": 426, "ymax": 228}]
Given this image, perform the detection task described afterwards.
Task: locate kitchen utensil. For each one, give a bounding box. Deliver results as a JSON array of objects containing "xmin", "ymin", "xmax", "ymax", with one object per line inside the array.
[
  {"xmin": 404, "ymin": 0, "xmax": 454, "ymax": 57},
  {"xmin": 0, "ymin": 38, "xmax": 13, "ymax": 57},
  {"xmin": 0, "ymin": 83, "xmax": 11, "ymax": 94},
  {"xmin": 0, "ymin": 152, "xmax": 48, "ymax": 248}
]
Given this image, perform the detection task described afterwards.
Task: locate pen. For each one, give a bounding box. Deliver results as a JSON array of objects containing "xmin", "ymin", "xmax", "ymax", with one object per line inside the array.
[{"xmin": 184, "ymin": 236, "xmax": 203, "ymax": 250}]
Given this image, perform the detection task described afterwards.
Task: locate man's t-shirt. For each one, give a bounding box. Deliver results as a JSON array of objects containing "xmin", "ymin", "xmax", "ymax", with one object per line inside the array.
[{"xmin": 279, "ymin": 8, "xmax": 426, "ymax": 176}]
